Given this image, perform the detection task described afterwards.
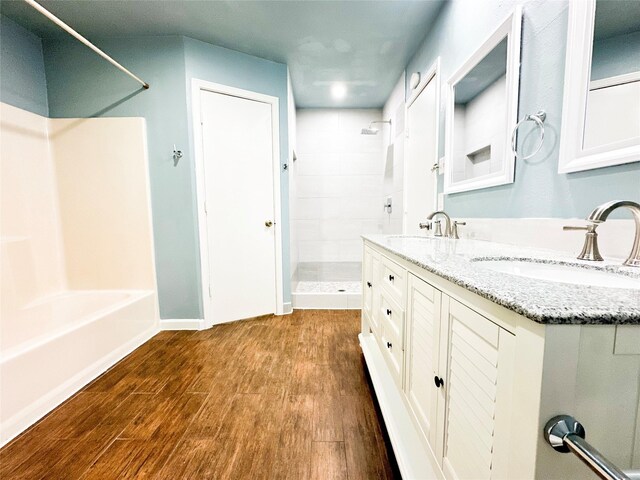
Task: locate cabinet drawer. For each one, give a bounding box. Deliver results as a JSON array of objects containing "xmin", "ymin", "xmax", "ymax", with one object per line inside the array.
[
  {"xmin": 379, "ymin": 290, "xmax": 404, "ymax": 346},
  {"xmin": 380, "ymin": 309, "xmax": 404, "ymax": 385},
  {"xmin": 380, "ymin": 254, "xmax": 406, "ymax": 305}
]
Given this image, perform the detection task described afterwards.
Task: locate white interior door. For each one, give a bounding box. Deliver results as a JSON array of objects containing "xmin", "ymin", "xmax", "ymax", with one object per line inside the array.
[
  {"xmin": 404, "ymin": 73, "xmax": 438, "ymax": 234},
  {"xmin": 200, "ymin": 89, "xmax": 277, "ymax": 324}
]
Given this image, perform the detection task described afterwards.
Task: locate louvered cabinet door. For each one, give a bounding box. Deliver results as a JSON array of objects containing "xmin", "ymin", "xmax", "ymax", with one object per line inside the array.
[
  {"xmin": 441, "ymin": 298, "xmax": 516, "ymax": 480},
  {"xmin": 405, "ymin": 274, "xmax": 443, "ymax": 450}
]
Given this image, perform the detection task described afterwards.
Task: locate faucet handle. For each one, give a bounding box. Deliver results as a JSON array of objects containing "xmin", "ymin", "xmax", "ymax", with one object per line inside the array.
[
  {"xmin": 563, "ymin": 223, "xmax": 603, "ymax": 261},
  {"xmin": 419, "ymin": 222, "xmax": 431, "ymax": 230},
  {"xmin": 433, "ymin": 220, "xmax": 443, "ymax": 237},
  {"xmin": 451, "ymin": 221, "xmax": 466, "ymax": 239}
]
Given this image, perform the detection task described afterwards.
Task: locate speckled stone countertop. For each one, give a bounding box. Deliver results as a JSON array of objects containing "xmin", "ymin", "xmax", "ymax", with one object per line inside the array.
[{"xmin": 363, "ymin": 234, "xmax": 640, "ymax": 325}]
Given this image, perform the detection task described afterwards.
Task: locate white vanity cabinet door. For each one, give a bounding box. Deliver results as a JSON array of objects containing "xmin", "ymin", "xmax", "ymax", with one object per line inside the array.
[
  {"xmin": 441, "ymin": 298, "xmax": 516, "ymax": 480},
  {"xmin": 405, "ymin": 274, "xmax": 443, "ymax": 452}
]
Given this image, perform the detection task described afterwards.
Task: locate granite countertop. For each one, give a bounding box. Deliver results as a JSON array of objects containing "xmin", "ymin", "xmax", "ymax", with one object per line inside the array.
[{"xmin": 363, "ymin": 234, "xmax": 640, "ymax": 325}]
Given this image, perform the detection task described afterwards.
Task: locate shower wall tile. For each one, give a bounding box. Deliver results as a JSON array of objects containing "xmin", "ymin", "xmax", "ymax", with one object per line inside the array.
[{"xmin": 292, "ymin": 109, "xmax": 386, "ymax": 263}]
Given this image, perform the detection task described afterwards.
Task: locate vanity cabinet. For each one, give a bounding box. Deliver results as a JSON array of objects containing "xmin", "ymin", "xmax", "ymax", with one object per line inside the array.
[
  {"xmin": 364, "ymin": 248, "xmax": 517, "ymax": 479},
  {"xmin": 361, "ymin": 238, "xmax": 640, "ymax": 480}
]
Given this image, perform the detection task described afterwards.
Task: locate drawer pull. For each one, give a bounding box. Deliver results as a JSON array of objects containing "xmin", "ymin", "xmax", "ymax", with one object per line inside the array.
[
  {"xmin": 387, "ymin": 341, "xmax": 392, "ymax": 349},
  {"xmin": 388, "ymin": 274, "xmax": 395, "ymax": 282},
  {"xmin": 386, "ymin": 308, "xmax": 392, "ymax": 316},
  {"xmin": 367, "ymin": 281, "xmax": 372, "ymax": 288},
  {"xmin": 434, "ymin": 376, "xmax": 444, "ymax": 388}
]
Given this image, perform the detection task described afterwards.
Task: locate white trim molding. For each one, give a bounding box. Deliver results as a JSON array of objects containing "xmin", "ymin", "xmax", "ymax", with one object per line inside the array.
[
  {"xmin": 444, "ymin": 7, "xmax": 522, "ymax": 194},
  {"xmin": 159, "ymin": 319, "xmax": 204, "ymax": 331},
  {"xmin": 191, "ymin": 79, "xmax": 285, "ymax": 329},
  {"xmin": 558, "ymin": 0, "xmax": 640, "ymax": 174},
  {"xmin": 403, "ymin": 57, "xmax": 441, "ymax": 231}
]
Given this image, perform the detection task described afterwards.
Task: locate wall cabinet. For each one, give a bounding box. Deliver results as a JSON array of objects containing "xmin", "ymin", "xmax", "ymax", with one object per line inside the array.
[{"xmin": 361, "ymin": 240, "xmax": 640, "ymax": 480}]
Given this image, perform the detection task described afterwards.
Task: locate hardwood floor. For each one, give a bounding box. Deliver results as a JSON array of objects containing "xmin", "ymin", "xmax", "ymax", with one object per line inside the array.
[{"xmin": 1, "ymin": 310, "xmax": 399, "ymax": 479}]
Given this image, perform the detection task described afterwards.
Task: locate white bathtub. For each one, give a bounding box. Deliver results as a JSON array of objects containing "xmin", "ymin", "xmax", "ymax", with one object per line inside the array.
[{"xmin": 0, "ymin": 289, "xmax": 158, "ymax": 447}]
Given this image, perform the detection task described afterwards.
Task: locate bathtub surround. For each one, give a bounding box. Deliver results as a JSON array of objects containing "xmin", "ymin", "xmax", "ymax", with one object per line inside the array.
[
  {"xmin": 50, "ymin": 117, "xmax": 157, "ymax": 290},
  {"xmin": 0, "ymin": 102, "xmax": 159, "ymax": 447},
  {"xmin": 404, "ymin": 0, "xmax": 640, "ymax": 218}
]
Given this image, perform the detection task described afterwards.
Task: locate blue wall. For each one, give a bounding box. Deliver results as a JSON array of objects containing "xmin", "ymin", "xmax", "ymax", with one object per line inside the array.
[
  {"xmin": 183, "ymin": 37, "xmax": 291, "ymax": 302},
  {"xmin": 405, "ymin": 0, "xmax": 640, "ymax": 219},
  {"xmin": 0, "ymin": 15, "xmax": 48, "ymax": 116},
  {"xmin": 41, "ymin": 35, "xmax": 290, "ymax": 319}
]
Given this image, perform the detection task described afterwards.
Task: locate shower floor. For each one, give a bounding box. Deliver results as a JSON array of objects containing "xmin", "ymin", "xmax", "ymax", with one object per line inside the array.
[
  {"xmin": 295, "ymin": 280, "xmax": 361, "ymax": 294},
  {"xmin": 292, "ymin": 262, "xmax": 362, "ymax": 309}
]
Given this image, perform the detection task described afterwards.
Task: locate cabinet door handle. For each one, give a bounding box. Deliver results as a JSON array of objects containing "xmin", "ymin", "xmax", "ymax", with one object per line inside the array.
[
  {"xmin": 367, "ymin": 281, "xmax": 372, "ymax": 288},
  {"xmin": 388, "ymin": 274, "xmax": 394, "ymax": 282},
  {"xmin": 434, "ymin": 376, "xmax": 444, "ymax": 388},
  {"xmin": 386, "ymin": 309, "xmax": 392, "ymax": 316},
  {"xmin": 386, "ymin": 341, "xmax": 392, "ymax": 349}
]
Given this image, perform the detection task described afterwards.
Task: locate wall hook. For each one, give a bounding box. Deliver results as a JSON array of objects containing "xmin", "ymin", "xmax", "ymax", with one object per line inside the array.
[{"xmin": 173, "ymin": 144, "xmax": 183, "ymax": 166}]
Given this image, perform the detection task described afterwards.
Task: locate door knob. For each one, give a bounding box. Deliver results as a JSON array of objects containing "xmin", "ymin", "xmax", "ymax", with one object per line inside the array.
[{"xmin": 265, "ymin": 220, "xmax": 273, "ymax": 227}]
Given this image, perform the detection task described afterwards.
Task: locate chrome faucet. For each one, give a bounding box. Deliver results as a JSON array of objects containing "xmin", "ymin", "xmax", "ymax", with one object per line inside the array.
[
  {"xmin": 565, "ymin": 200, "xmax": 640, "ymax": 267},
  {"xmin": 421, "ymin": 211, "xmax": 452, "ymax": 237}
]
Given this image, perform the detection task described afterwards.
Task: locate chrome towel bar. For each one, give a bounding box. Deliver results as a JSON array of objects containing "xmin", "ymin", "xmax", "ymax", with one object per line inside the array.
[{"xmin": 545, "ymin": 415, "xmax": 639, "ymax": 480}]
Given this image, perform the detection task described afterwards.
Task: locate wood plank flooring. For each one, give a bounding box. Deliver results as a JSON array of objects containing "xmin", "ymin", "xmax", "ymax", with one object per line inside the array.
[{"xmin": 1, "ymin": 310, "xmax": 399, "ymax": 479}]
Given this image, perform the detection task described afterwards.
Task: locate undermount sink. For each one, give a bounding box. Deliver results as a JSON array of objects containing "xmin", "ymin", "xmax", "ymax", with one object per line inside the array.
[{"xmin": 475, "ymin": 260, "xmax": 640, "ymax": 289}]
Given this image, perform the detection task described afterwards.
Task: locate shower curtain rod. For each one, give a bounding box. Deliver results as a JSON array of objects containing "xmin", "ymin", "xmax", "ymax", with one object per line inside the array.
[{"xmin": 23, "ymin": 0, "xmax": 150, "ymax": 89}]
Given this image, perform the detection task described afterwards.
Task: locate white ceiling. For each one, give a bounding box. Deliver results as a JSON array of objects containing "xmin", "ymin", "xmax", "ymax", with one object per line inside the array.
[{"xmin": 0, "ymin": 0, "xmax": 446, "ymax": 107}]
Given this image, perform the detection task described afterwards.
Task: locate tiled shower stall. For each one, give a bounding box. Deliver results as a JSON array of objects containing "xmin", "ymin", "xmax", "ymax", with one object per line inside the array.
[{"xmin": 289, "ymin": 106, "xmax": 405, "ymax": 309}]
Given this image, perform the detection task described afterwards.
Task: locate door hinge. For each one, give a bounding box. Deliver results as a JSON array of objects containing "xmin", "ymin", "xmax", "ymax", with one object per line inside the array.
[
  {"xmin": 208, "ymin": 283, "xmax": 212, "ymax": 298},
  {"xmin": 204, "ymin": 202, "xmax": 207, "ymax": 214}
]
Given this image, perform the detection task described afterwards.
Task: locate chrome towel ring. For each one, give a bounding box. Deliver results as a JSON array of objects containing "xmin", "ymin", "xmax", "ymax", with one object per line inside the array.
[{"xmin": 511, "ymin": 110, "xmax": 546, "ymax": 160}]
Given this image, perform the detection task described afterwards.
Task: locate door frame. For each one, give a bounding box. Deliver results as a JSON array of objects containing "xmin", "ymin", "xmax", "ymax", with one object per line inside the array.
[
  {"xmin": 191, "ymin": 78, "xmax": 284, "ymax": 329},
  {"xmin": 403, "ymin": 57, "xmax": 440, "ymax": 233}
]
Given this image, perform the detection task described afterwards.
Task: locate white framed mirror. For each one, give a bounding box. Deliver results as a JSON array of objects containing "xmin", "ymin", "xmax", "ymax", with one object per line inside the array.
[
  {"xmin": 558, "ymin": 0, "xmax": 640, "ymax": 174},
  {"xmin": 443, "ymin": 7, "xmax": 522, "ymax": 194}
]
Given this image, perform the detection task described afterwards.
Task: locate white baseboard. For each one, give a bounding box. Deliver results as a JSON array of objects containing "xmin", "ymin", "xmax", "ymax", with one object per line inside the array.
[
  {"xmin": 292, "ymin": 292, "xmax": 361, "ymax": 310},
  {"xmin": 159, "ymin": 318, "xmax": 203, "ymax": 330},
  {"xmin": 1, "ymin": 325, "xmax": 158, "ymax": 448},
  {"xmin": 283, "ymin": 302, "xmax": 293, "ymax": 314}
]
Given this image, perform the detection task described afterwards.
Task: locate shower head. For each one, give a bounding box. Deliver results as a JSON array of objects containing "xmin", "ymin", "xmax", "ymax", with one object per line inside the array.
[{"xmin": 361, "ymin": 119, "xmax": 391, "ymax": 136}]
